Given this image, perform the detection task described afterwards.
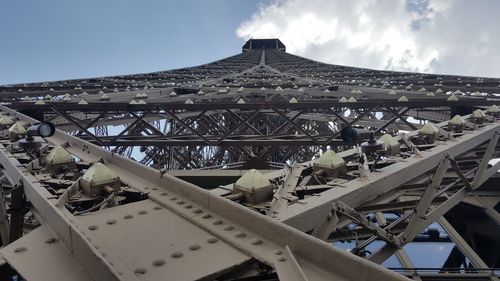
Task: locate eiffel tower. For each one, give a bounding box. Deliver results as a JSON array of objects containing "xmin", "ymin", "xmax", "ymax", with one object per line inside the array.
[{"xmin": 0, "ymin": 38, "xmax": 498, "ymax": 281}]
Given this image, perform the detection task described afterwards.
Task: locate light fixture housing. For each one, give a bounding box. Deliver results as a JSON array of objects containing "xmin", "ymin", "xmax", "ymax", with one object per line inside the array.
[{"xmin": 27, "ymin": 122, "xmax": 56, "ymax": 138}]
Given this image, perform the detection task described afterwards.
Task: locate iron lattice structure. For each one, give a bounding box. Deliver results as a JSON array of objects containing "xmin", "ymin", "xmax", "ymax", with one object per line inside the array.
[{"xmin": 0, "ymin": 38, "xmax": 498, "ymax": 281}]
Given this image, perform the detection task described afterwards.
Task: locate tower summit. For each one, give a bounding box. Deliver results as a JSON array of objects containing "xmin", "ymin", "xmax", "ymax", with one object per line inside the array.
[{"xmin": 242, "ymin": 38, "xmax": 286, "ymax": 52}]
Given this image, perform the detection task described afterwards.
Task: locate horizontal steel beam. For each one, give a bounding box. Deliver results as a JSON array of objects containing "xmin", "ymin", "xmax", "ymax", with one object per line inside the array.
[{"xmin": 7, "ymin": 99, "xmax": 498, "ymax": 112}]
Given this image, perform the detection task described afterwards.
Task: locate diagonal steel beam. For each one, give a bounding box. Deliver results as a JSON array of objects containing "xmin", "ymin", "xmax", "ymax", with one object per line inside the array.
[
  {"xmin": 50, "ymin": 107, "xmax": 105, "ymax": 146},
  {"xmin": 386, "ymin": 107, "xmax": 418, "ymax": 131},
  {"xmin": 215, "ymin": 107, "xmax": 263, "ymax": 145},
  {"xmin": 271, "ymin": 107, "xmax": 321, "ymax": 144}
]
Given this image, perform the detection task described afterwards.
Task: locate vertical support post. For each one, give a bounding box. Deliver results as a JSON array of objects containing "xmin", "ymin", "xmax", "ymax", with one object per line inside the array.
[
  {"xmin": 311, "ymin": 207, "xmax": 339, "ymax": 241},
  {"xmin": 395, "ymin": 250, "xmax": 423, "ymax": 281},
  {"xmin": 8, "ymin": 185, "xmax": 25, "ymax": 243},
  {"xmin": 399, "ymin": 157, "xmax": 450, "ymax": 244},
  {"xmin": 0, "ymin": 186, "xmax": 9, "ymax": 246},
  {"xmin": 375, "ymin": 212, "xmax": 422, "ymax": 281},
  {"xmin": 472, "ymin": 133, "xmax": 499, "ymax": 188}
]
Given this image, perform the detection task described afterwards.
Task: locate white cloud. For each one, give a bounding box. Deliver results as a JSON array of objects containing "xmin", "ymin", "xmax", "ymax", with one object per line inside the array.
[{"xmin": 237, "ymin": 0, "xmax": 500, "ymax": 78}]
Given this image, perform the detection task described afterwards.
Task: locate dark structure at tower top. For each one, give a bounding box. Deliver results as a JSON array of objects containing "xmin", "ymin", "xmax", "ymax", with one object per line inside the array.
[{"xmin": 242, "ymin": 38, "xmax": 286, "ymax": 52}]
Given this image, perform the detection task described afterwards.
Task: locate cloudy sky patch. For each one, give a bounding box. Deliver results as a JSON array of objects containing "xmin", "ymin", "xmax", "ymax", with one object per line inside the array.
[{"xmin": 237, "ymin": 0, "xmax": 500, "ymax": 77}]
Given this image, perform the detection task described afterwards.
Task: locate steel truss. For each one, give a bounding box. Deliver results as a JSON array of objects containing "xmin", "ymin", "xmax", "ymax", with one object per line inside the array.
[
  {"xmin": 0, "ymin": 40, "xmax": 499, "ymax": 280},
  {"xmin": 6, "ymin": 98, "xmax": 497, "ymax": 169},
  {"xmin": 0, "ymin": 105, "xmax": 409, "ymax": 281}
]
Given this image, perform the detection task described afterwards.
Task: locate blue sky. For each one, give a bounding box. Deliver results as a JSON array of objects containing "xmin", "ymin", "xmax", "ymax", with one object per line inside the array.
[
  {"xmin": 2, "ymin": 0, "xmax": 499, "ymax": 84},
  {"xmin": 0, "ymin": 0, "xmax": 267, "ymax": 84}
]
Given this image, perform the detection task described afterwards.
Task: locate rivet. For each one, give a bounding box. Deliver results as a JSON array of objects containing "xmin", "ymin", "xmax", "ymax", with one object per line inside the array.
[
  {"xmin": 138, "ymin": 210, "xmax": 148, "ymax": 215},
  {"xmin": 176, "ymin": 200, "xmax": 185, "ymax": 205},
  {"xmin": 14, "ymin": 246, "xmax": 27, "ymax": 253},
  {"xmin": 106, "ymin": 219, "xmax": 117, "ymax": 225},
  {"xmin": 144, "ymin": 187, "xmax": 150, "ymax": 190},
  {"xmin": 193, "ymin": 209, "xmax": 202, "ymax": 214},
  {"xmin": 88, "ymin": 225, "xmax": 98, "ymax": 231},
  {"xmin": 152, "ymin": 187, "xmax": 158, "ymax": 191},
  {"xmin": 189, "ymin": 244, "xmax": 201, "ymax": 251},
  {"xmin": 274, "ymin": 250, "xmax": 282, "ymax": 255},
  {"xmin": 134, "ymin": 268, "xmax": 147, "ymax": 275},
  {"xmin": 45, "ymin": 237, "xmax": 58, "ymax": 244},
  {"xmin": 170, "ymin": 197, "xmax": 177, "ymax": 201},
  {"xmin": 124, "ymin": 214, "xmax": 133, "ymax": 219},
  {"xmin": 160, "ymin": 192, "xmax": 168, "ymax": 196},
  {"xmin": 213, "ymin": 219, "xmax": 223, "ymax": 225},
  {"xmin": 278, "ymin": 257, "xmax": 286, "ymax": 262},
  {"xmin": 235, "ymin": 232, "xmax": 246, "ymax": 238},
  {"xmin": 207, "ymin": 237, "xmax": 218, "ymax": 244},
  {"xmin": 152, "ymin": 259, "xmax": 166, "ymax": 267},
  {"xmin": 202, "ymin": 214, "xmax": 212, "ymax": 219},
  {"xmin": 224, "ymin": 225, "xmax": 234, "ymax": 231},
  {"xmin": 184, "ymin": 204, "xmax": 193, "ymax": 209},
  {"xmin": 171, "ymin": 251, "xmax": 183, "ymax": 258},
  {"xmin": 153, "ymin": 206, "xmax": 162, "ymax": 210},
  {"xmin": 250, "ymin": 238, "xmax": 263, "ymax": 245}
]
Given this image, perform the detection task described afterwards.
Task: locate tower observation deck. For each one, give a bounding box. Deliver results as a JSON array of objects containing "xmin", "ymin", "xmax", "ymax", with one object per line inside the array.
[
  {"xmin": 0, "ymin": 39, "xmax": 499, "ymax": 281},
  {"xmin": 242, "ymin": 38, "xmax": 286, "ymax": 52}
]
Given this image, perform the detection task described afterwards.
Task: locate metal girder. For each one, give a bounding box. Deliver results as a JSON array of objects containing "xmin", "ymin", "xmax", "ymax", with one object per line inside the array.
[
  {"xmin": 14, "ymin": 97, "xmax": 495, "ymax": 169},
  {"xmin": 438, "ymin": 218, "xmax": 500, "ymax": 281},
  {"xmin": 333, "ymin": 201, "xmax": 398, "ymax": 245},
  {"xmin": 365, "ymin": 134, "xmax": 500, "ymax": 265},
  {"xmin": 437, "ymin": 218, "xmax": 490, "ymax": 270},
  {"xmin": 279, "ymin": 120, "xmax": 500, "ymax": 232},
  {"xmin": 205, "ymin": 109, "xmax": 500, "ymax": 280},
  {"xmin": 8, "ymin": 67, "xmax": 497, "ymax": 169},
  {"xmin": 0, "ymin": 183, "xmax": 9, "ymax": 246},
  {"xmin": 269, "ymin": 163, "xmax": 304, "ymax": 216},
  {"xmin": 8, "ymin": 99, "xmax": 499, "ymax": 112},
  {"xmin": 78, "ymin": 135, "xmax": 346, "ymax": 146},
  {"xmin": 398, "ymin": 157, "xmax": 451, "ymax": 244},
  {"xmin": 0, "ymin": 105, "xmax": 410, "ymax": 281}
]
